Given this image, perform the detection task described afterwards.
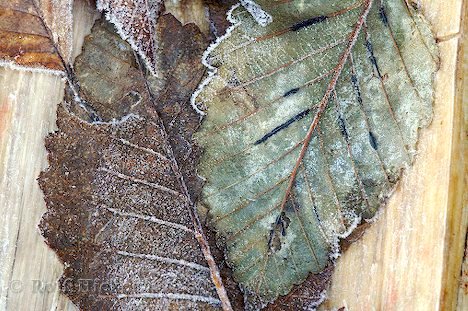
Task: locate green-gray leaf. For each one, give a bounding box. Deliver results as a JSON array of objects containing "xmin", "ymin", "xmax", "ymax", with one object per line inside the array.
[{"xmin": 193, "ymin": 0, "xmax": 438, "ymax": 304}]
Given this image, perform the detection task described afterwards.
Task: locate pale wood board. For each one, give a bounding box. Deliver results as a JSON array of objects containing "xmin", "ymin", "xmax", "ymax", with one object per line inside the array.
[
  {"xmin": 0, "ymin": 1, "xmax": 465, "ymax": 311},
  {"xmin": 0, "ymin": 69, "xmax": 68, "ymax": 311},
  {"xmin": 456, "ymin": 6, "xmax": 467, "ymax": 309},
  {"xmin": 0, "ymin": 1, "xmax": 96, "ymax": 310},
  {"xmin": 165, "ymin": 0, "xmax": 210, "ymax": 35}
]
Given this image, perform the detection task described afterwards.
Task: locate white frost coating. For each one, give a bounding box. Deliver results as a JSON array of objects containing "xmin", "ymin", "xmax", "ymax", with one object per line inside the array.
[
  {"xmin": 100, "ymin": 167, "xmax": 181, "ymax": 195},
  {"xmin": 116, "ymin": 292, "xmax": 221, "ymax": 305},
  {"xmin": 0, "ymin": 60, "xmax": 64, "ymax": 76},
  {"xmin": 118, "ymin": 138, "xmax": 169, "ymax": 161},
  {"xmin": 190, "ymin": 4, "xmax": 241, "ymax": 115},
  {"xmin": 304, "ymin": 290, "xmax": 328, "ymax": 311},
  {"xmin": 329, "ymin": 214, "xmax": 362, "ymax": 261},
  {"xmin": 239, "ymin": 0, "xmax": 273, "ymax": 26},
  {"xmin": 191, "ymin": 0, "xmax": 272, "ymax": 115},
  {"xmin": 96, "ymin": 0, "xmax": 162, "ymax": 75},
  {"xmin": 117, "ymin": 250, "xmax": 210, "ymax": 271},
  {"xmin": 91, "ymin": 113, "xmax": 143, "ymax": 125},
  {"xmin": 106, "ymin": 207, "xmax": 194, "ymax": 233}
]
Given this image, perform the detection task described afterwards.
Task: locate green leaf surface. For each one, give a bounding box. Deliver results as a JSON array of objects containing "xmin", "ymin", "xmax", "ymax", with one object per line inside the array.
[{"xmin": 194, "ymin": 0, "xmax": 438, "ymax": 303}]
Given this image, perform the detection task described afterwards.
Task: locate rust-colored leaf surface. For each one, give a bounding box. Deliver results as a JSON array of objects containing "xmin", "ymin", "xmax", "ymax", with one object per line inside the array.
[
  {"xmin": 0, "ymin": 0, "xmax": 73, "ymax": 71},
  {"xmin": 204, "ymin": 0, "xmax": 238, "ymax": 37},
  {"xmin": 266, "ymin": 264, "xmax": 334, "ymax": 310},
  {"xmin": 39, "ymin": 17, "xmax": 241, "ymax": 310}
]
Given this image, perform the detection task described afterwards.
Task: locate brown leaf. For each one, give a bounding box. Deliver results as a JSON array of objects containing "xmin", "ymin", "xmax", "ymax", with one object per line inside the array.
[
  {"xmin": 266, "ymin": 264, "xmax": 334, "ymax": 310},
  {"xmin": 96, "ymin": 0, "xmax": 163, "ymax": 75},
  {"xmin": 39, "ymin": 18, "xmax": 235, "ymax": 310},
  {"xmin": 0, "ymin": 0, "xmax": 73, "ymax": 71},
  {"xmin": 204, "ymin": 0, "xmax": 238, "ymax": 38},
  {"xmin": 151, "ymin": 14, "xmax": 245, "ymax": 309},
  {"xmin": 34, "ymin": 0, "xmax": 74, "ymax": 62}
]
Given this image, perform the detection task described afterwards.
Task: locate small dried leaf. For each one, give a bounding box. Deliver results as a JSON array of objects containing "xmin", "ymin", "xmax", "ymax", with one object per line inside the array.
[
  {"xmin": 96, "ymin": 0, "xmax": 163, "ymax": 74},
  {"xmin": 35, "ymin": 0, "xmax": 74, "ymax": 62},
  {"xmin": 0, "ymin": 0, "xmax": 73, "ymax": 71}
]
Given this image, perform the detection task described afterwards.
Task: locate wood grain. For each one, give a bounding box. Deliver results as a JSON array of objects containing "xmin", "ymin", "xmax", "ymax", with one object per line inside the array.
[
  {"xmin": 0, "ymin": 1, "xmax": 464, "ymax": 310},
  {"xmin": 0, "ymin": 1, "xmax": 96, "ymax": 310},
  {"xmin": 456, "ymin": 5, "xmax": 467, "ymax": 309}
]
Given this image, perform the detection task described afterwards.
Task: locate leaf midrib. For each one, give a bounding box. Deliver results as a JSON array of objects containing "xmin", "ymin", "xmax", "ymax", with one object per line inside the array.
[{"xmin": 275, "ymin": 0, "xmax": 374, "ymax": 217}]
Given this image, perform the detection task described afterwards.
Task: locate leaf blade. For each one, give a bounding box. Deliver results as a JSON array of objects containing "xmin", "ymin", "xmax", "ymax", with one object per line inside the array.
[
  {"xmin": 194, "ymin": 0, "xmax": 438, "ymax": 305},
  {"xmin": 97, "ymin": 0, "xmax": 163, "ymax": 74},
  {"xmin": 0, "ymin": 0, "xmax": 72, "ymax": 72},
  {"xmin": 39, "ymin": 18, "xmax": 235, "ymax": 310}
]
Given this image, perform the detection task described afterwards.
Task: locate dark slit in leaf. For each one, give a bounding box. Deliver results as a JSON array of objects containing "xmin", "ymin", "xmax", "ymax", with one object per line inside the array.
[
  {"xmin": 254, "ymin": 108, "xmax": 311, "ymax": 145},
  {"xmin": 369, "ymin": 131, "xmax": 378, "ymax": 150},
  {"xmin": 379, "ymin": 5, "xmax": 389, "ymax": 27},
  {"xmin": 283, "ymin": 87, "xmax": 300, "ymax": 98},
  {"xmin": 337, "ymin": 115, "xmax": 349, "ymax": 140},
  {"xmin": 351, "ymin": 74, "xmax": 364, "ymax": 106},
  {"xmin": 365, "ymin": 39, "xmax": 383, "ymax": 79},
  {"xmin": 312, "ymin": 205, "xmax": 322, "ymax": 223},
  {"xmin": 290, "ymin": 16, "xmax": 327, "ymax": 32}
]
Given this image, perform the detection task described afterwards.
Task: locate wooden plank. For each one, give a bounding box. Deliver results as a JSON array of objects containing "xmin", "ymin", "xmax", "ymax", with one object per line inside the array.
[
  {"xmin": 0, "ymin": 1, "xmax": 464, "ymax": 310},
  {"xmin": 321, "ymin": 0, "xmax": 466, "ymax": 310},
  {"xmin": 0, "ymin": 69, "xmax": 73, "ymax": 311},
  {"xmin": 456, "ymin": 5, "xmax": 467, "ymax": 309},
  {"xmin": 0, "ymin": 1, "xmax": 96, "ymax": 310}
]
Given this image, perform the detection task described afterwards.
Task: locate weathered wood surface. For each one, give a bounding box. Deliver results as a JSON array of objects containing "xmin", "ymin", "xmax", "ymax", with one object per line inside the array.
[
  {"xmin": 455, "ymin": 8, "xmax": 467, "ymax": 309},
  {"xmin": 0, "ymin": 1, "xmax": 96, "ymax": 310},
  {"xmin": 0, "ymin": 1, "xmax": 465, "ymax": 310}
]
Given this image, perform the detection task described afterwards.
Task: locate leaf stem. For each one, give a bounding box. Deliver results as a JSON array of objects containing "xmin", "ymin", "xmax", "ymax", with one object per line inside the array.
[
  {"xmin": 134, "ymin": 53, "xmax": 233, "ymax": 311},
  {"xmin": 278, "ymin": 0, "xmax": 374, "ymax": 214}
]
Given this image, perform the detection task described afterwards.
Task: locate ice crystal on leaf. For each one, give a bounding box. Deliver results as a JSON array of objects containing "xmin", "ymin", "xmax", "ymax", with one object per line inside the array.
[{"xmin": 97, "ymin": 0, "xmax": 163, "ymax": 75}]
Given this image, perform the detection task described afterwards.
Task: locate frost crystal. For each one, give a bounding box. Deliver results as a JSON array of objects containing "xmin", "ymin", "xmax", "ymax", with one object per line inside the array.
[
  {"xmin": 96, "ymin": 0, "xmax": 163, "ymax": 74},
  {"xmin": 191, "ymin": 4, "xmax": 242, "ymax": 115},
  {"xmin": 239, "ymin": 0, "xmax": 272, "ymax": 26}
]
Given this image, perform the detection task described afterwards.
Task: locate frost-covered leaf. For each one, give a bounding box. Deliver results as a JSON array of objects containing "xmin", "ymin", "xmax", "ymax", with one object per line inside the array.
[
  {"xmin": 193, "ymin": 0, "xmax": 438, "ymax": 305},
  {"xmin": 34, "ymin": 0, "xmax": 74, "ymax": 62},
  {"xmin": 96, "ymin": 0, "xmax": 163, "ymax": 75},
  {"xmin": 39, "ymin": 18, "xmax": 235, "ymax": 310},
  {"xmin": 0, "ymin": 0, "xmax": 73, "ymax": 72},
  {"xmin": 238, "ymin": 0, "xmax": 272, "ymax": 26},
  {"xmin": 96, "ymin": 0, "xmax": 241, "ymax": 74},
  {"xmin": 205, "ymin": 0, "xmax": 239, "ymax": 38}
]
